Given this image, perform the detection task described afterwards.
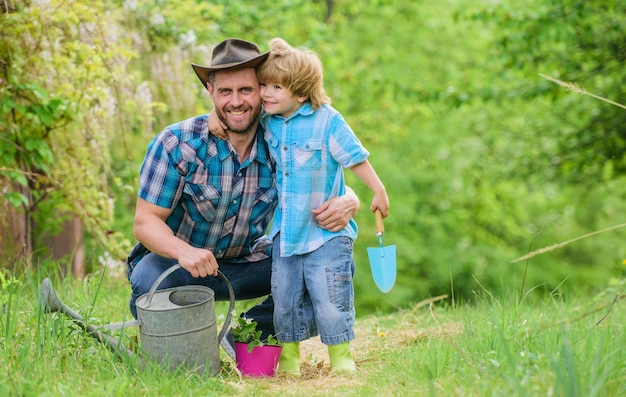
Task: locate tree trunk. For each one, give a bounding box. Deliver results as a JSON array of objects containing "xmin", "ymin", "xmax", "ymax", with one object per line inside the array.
[
  {"xmin": 1, "ymin": 177, "xmax": 85, "ymax": 277},
  {"xmin": 0, "ymin": 177, "xmax": 29, "ymax": 267},
  {"xmin": 44, "ymin": 215, "xmax": 85, "ymax": 278}
]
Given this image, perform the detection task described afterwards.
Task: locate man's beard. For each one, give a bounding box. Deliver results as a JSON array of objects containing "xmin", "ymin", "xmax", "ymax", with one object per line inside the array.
[{"xmin": 219, "ymin": 105, "xmax": 262, "ymax": 135}]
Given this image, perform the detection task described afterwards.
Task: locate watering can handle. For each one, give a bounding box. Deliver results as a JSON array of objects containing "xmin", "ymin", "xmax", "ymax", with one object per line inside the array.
[{"xmin": 144, "ymin": 263, "xmax": 236, "ymax": 344}]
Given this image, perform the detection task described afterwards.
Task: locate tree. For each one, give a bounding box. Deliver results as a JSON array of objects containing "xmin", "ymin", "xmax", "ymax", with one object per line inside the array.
[
  {"xmin": 470, "ymin": 0, "xmax": 626, "ymax": 183},
  {"xmin": 0, "ymin": 0, "xmax": 143, "ymax": 271}
]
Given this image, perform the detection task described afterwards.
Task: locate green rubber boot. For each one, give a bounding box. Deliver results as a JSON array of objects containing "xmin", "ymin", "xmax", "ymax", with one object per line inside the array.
[
  {"xmin": 278, "ymin": 342, "xmax": 301, "ymax": 376},
  {"xmin": 328, "ymin": 342, "xmax": 356, "ymax": 374}
]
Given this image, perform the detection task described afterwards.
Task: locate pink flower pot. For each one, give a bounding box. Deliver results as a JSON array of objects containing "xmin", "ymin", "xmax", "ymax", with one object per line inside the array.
[{"xmin": 234, "ymin": 342, "xmax": 283, "ymax": 377}]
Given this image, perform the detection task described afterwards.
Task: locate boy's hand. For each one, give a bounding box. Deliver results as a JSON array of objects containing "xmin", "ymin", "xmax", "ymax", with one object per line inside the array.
[
  {"xmin": 370, "ymin": 191, "xmax": 389, "ymax": 218},
  {"xmin": 208, "ymin": 109, "xmax": 228, "ymax": 139}
]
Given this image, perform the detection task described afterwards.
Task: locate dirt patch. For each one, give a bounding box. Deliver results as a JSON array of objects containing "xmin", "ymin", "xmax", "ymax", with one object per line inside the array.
[
  {"xmin": 276, "ymin": 314, "xmax": 463, "ymax": 380},
  {"xmin": 224, "ymin": 298, "xmax": 463, "ymax": 392}
]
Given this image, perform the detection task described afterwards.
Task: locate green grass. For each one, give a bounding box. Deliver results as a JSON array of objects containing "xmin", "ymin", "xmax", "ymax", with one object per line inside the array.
[{"xmin": 1, "ymin": 266, "xmax": 625, "ymax": 396}]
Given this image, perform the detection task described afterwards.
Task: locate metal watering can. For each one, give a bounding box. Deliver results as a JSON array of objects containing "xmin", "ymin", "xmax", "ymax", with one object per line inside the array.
[{"xmin": 39, "ymin": 264, "xmax": 235, "ymax": 376}]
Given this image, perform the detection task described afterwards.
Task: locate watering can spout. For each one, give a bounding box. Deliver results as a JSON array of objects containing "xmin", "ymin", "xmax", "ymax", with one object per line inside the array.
[
  {"xmin": 39, "ymin": 265, "xmax": 236, "ymax": 376},
  {"xmin": 39, "ymin": 278, "xmax": 63, "ymax": 313},
  {"xmin": 39, "ymin": 278, "xmax": 135, "ymax": 361}
]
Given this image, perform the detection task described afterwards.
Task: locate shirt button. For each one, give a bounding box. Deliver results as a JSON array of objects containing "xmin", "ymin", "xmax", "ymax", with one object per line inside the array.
[
  {"xmin": 283, "ymin": 146, "xmax": 287, "ymax": 151},
  {"xmin": 285, "ymin": 172, "xmax": 289, "ymax": 177},
  {"xmin": 232, "ymin": 199, "xmax": 237, "ymax": 204}
]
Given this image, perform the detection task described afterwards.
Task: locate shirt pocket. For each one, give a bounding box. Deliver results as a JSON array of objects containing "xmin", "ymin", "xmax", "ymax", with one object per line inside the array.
[
  {"xmin": 183, "ymin": 183, "xmax": 222, "ymax": 222},
  {"xmin": 295, "ymin": 139, "xmax": 322, "ymax": 170}
]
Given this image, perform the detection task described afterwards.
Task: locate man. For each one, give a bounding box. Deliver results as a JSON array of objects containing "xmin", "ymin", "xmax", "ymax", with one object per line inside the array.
[{"xmin": 126, "ymin": 39, "xmax": 359, "ymax": 338}]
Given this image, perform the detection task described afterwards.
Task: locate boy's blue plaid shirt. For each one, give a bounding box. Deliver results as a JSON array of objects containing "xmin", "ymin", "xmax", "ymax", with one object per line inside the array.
[
  {"xmin": 262, "ymin": 103, "xmax": 369, "ymax": 257},
  {"xmin": 138, "ymin": 114, "xmax": 277, "ymax": 263}
]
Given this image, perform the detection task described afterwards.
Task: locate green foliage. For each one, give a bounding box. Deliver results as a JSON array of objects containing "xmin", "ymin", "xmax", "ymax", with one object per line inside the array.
[
  {"xmin": 0, "ymin": 82, "xmax": 62, "ymax": 207},
  {"xmin": 467, "ymin": 0, "xmax": 626, "ymax": 183},
  {"xmin": 0, "ymin": 268, "xmax": 20, "ymax": 294},
  {"xmin": 229, "ymin": 316, "xmax": 280, "ymax": 352},
  {"xmin": 0, "ymin": 0, "xmax": 154, "ymax": 259}
]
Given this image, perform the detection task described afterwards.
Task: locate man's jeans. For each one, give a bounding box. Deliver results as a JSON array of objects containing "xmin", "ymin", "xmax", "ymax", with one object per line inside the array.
[{"xmin": 127, "ymin": 250, "xmax": 275, "ymax": 338}]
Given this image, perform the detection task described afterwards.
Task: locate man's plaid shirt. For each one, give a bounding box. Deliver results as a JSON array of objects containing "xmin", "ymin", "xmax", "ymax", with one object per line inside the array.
[{"xmin": 138, "ymin": 113, "xmax": 277, "ymax": 263}]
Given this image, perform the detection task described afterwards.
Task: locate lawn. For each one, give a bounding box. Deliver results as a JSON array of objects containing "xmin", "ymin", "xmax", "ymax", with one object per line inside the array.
[{"xmin": 1, "ymin": 267, "xmax": 625, "ymax": 396}]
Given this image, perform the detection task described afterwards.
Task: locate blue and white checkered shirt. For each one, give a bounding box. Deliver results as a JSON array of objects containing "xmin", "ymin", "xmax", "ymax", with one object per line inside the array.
[
  {"xmin": 261, "ymin": 103, "xmax": 369, "ymax": 257},
  {"xmin": 138, "ymin": 113, "xmax": 277, "ymax": 263}
]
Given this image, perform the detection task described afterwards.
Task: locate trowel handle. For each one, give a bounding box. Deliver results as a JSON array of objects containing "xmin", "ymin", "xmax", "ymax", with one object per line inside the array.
[{"xmin": 374, "ymin": 209, "xmax": 384, "ymax": 236}]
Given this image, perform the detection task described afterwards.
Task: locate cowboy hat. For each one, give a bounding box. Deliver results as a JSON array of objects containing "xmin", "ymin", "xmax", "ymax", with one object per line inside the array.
[{"xmin": 191, "ymin": 38, "xmax": 269, "ymax": 88}]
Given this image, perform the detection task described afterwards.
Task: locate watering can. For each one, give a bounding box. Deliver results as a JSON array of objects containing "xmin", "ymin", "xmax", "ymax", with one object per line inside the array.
[{"xmin": 40, "ymin": 263, "xmax": 235, "ymax": 376}]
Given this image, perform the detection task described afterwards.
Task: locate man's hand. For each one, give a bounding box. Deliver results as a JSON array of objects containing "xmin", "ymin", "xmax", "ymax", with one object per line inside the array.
[
  {"xmin": 311, "ymin": 187, "xmax": 360, "ymax": 232},
  {"xmin": 177, "ymin": 246, "xmax": 219, "ymax": 278},
  {"xmin": 134, "ymin": 198, "xmax": 218, "ymax": 278}
]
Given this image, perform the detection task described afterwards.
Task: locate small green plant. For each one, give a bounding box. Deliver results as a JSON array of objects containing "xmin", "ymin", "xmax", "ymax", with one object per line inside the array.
[
  {"xmin": 230, "ymin": 316, "xmax": 280, "ymax": 352},
  {"xmin": 0, "ymin": 270, "xmax": 20, "ymax": 293}
]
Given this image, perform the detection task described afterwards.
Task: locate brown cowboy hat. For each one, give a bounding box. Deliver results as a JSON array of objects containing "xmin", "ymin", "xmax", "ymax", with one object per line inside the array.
[{"xmin": 191, "ymin": 38, "xmax": 269, "ymax": 88}]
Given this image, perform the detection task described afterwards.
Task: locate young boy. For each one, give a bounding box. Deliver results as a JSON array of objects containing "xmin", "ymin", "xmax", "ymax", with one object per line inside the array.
[
  {"xmin": 258, "ymin": 38, "xmax": 389, "ymax": 376},
  {"xmin": 210, "ymin": 38, "xmax": 389, "ymax": 375}
]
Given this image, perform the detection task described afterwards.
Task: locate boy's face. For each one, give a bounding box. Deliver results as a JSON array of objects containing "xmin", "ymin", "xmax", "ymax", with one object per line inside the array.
[
  {"xmin": 260, "ymin": 82, "xmax": 306, "ymax": 118},
  {"xmin": 208, "ymin": 68, "xmax": 262, "ymax": 134}
]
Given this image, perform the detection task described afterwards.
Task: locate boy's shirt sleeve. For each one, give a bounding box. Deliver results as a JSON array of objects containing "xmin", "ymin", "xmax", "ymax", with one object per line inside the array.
[{"xmin": 327, "ymin": 112, "xmax": 370, "ymax": 168}]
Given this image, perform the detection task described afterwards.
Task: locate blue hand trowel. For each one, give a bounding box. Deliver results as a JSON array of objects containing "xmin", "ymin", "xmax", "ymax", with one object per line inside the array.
[{"xmin": 367, "ymin": 210, "xmax": 396, "ymax": 293}]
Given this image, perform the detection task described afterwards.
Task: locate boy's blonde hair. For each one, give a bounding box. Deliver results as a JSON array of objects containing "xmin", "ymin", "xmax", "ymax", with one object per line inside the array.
[{"xmin": 257, "ymin": 38, "xmax": 331, "ymax": 109}]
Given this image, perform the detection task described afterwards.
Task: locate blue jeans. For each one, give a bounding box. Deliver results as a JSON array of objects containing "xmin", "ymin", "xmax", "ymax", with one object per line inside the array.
[
  {"xmin": 127, "ymin": 245, "xmax": 275, "ymax": 338},
  {"xmin": 271, "ymin": 235, "xmax": 356, "ymax": 345}
]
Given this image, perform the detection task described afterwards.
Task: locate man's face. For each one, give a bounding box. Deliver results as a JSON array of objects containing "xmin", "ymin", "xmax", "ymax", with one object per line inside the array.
[{"xmin": 208, "ymin": 68, "xmax": 262, "ymax": 134}]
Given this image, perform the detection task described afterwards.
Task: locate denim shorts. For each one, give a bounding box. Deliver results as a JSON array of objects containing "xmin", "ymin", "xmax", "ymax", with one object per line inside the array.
[{"xmin": 271, "ymin": 234, "xmax": 356, "ymax": 345}]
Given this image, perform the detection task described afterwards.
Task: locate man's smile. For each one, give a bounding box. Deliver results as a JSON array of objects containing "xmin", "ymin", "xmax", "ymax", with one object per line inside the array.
[{"xmin": 228, "ymin": 109, "xmax": 249, "ymax": 118}]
